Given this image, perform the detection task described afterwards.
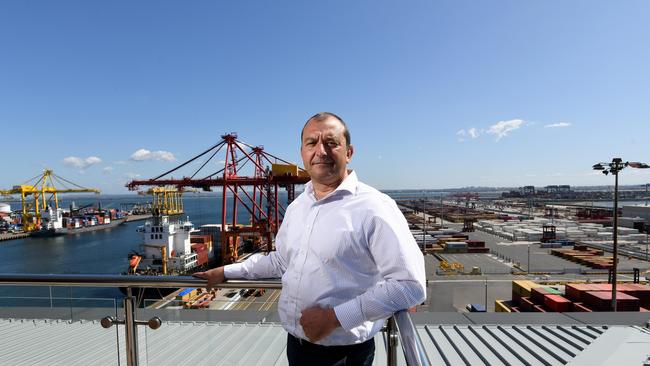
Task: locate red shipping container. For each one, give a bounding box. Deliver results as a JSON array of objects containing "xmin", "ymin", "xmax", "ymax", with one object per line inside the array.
[
  {"xmin": 544, "ymin": 294, "xmax": 572, "ymax": 312},
  {"xmin": 468, "ymin": 247, "xmax": 490, "ymax": 253},
  {"xmin": 531, "ymin": 287, "xmax": 550, "ymax": 303},
  {"xmin": 619, "ymin": 285, "xmax": 650, "ymax": 308},
  {"xmin": 466, "ymin": 240, "xmax": 485, "ymax": 248},
  {"xmin": 533, "ymin": 305, "xmax": 547, "ymax": 313},
  {"xmin": 583, "ymin": 291, "xmax": 640, "ymax": 311},
  {"xmin": 565, "ymin": 284, "xmax": 583, "ymax": 301},
  {"xmin": 565, "ymin": 284, "xmax": 591, "ymax": 302},
  {"xmin": 572, "ymin": 302, "xmax": 592, "ymax": 312},
  {"xmin": 520, "ymin": 297, "xmax": 535, "ymax": 312},
  {"xmin": 593, "ymin": 284, "xmax": 612, "ymax": 292}
]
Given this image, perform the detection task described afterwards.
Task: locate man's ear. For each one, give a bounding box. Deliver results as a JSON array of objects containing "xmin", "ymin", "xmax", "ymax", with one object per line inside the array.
[{"xmin": 346, "ymin": 144, "xmax": 354, "ymax": 162}]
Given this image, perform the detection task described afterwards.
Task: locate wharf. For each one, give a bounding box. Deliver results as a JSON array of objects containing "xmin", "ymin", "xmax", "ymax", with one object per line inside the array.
[
  {"xmin": 125, "ymin": 214, "xmax": 153, "ymax": 222},
  {"xmin": 0, "ymin": 232, "xmax": 29, "ymax": 242}
]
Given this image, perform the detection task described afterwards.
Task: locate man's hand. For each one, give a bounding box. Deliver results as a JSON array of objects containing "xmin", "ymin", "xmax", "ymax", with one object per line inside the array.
[
  {"xmin": 193, "ymin": 267, "xmax": 225, "ymax": 289},
  {"xmin": 299, "ymin": 306, "xmax": 341, "ymax": 342}
]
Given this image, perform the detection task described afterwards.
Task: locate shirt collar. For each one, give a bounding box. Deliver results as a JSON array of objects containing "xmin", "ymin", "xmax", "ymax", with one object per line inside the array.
[{"xmin": 305, "ymin": 169, "xmax": 358, "ymax": 201}]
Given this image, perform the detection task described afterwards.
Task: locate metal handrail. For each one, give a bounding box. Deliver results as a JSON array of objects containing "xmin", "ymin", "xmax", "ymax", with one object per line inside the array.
[
  {"xmin": 0, "ymin": 273, "xmax": 282, "ymax": 289},
  {"xmin": 394, "ymin": 311, "xmax": 432, "ymax": 366},
  {"xmin": 0, "ymin": 274, "xmax": 430, "ymax": 366}
]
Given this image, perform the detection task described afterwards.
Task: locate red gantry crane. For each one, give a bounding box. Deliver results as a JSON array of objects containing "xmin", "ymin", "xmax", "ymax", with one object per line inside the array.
[{"xmin": 126, "ymin": 133, "xmax": 310, "ymax": 264}]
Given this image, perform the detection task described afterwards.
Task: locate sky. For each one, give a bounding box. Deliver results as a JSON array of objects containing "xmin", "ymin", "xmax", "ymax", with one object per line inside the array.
[{"xmin": 1, "ymin": 1, "xmax": 649, "ymax": 194}]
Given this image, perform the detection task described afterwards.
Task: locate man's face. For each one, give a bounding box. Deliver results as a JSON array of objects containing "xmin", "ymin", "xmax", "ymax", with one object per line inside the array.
[{"xmin": 301, "ymin": 117, "xmax": 353, "ymax": 186}]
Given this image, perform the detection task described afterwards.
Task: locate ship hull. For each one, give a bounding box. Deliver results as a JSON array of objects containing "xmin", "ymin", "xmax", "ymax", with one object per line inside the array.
[{"xmin": 30, "ymin": 218, "xmax": 126, "ymax": 237}]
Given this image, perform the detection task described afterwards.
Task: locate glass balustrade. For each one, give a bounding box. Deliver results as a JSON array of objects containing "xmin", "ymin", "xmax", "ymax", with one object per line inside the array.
[{"xmin": 0, "ymin": 274, "xmax": 430, "ymax": 366}]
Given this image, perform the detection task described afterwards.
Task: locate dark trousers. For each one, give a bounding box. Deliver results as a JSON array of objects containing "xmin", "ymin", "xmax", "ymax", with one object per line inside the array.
[{"xmin": 286, "ymin": 333, "xmax": 375, "ymax": 366}]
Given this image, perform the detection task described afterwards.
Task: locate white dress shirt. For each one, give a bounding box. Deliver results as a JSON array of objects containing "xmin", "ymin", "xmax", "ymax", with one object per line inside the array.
[{"xmin": 224, "ymin": 171, "xmax": 426, "ymax": 346}]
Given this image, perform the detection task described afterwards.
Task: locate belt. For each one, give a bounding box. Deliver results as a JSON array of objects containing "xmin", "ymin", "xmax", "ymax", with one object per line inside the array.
[{"xmin": 289, "ymin": 333, "xmax": 373, "ymax": 349}]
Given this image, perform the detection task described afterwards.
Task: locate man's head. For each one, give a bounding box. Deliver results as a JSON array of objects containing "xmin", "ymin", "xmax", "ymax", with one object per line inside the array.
[{"xmin": 300, "ymin": 112, "xmax": 353, "ymax": 187}]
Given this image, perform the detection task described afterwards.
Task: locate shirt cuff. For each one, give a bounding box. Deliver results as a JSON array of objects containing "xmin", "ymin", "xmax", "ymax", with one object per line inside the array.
[
  {"xmin": 334, "ymin": 298, "xmax": 364, "ymax": 331},
  {"xmin": 223, "ymin": 263, "xmax": 244, "ymax": 279}
]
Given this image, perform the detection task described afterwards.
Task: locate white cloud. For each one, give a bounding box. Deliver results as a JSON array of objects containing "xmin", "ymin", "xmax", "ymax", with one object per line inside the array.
[
  {"xmin": 129, "ymin": 148, "xmax": 176, "ymax": 162},
  {"xmin": 468, "ymin": 128, "xmax": 480, "ymax": 139},
  {"xmin": 102, "ymin": 166, "xmax": 114, "ymax": 174},
  {"xmin": 125, "ymin": 172, "xmax": 141, "ymax": 179},
  {"xmin": 486, "ymin": 119, "xmax": 525, "ymax": 141},
  {"xmin": 544, "ymin": 122, "xmax": 571, "ymax": 128},
  {"xmin": 456, "ymin": 129, "xmax": 466, "ymax": 142},
  {"xmin": 63, "ymin": 156, "xmax": 102, "ymax": 170}
]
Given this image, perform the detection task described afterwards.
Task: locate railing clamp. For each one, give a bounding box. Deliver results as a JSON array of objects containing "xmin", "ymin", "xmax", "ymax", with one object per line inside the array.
[
  {"xmin": 389, "ymin": 331, "xmax": 399, "ymax": 348},
  {"xmin": 101, "ymin": 316, "xmax": 162, "ymax": 330}
]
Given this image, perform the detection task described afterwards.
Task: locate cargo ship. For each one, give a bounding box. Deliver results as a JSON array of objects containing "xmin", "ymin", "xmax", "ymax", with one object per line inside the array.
[
  {"xmin": 30, "ymin": 206, "xmax": 126, "ymax": 237},
  {"xmin": 122, "ymin": 213, "xmax": 218, "ymax": 299}
]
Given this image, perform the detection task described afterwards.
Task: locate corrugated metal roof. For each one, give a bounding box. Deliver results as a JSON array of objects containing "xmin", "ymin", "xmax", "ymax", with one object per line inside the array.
[
  {"xmin": 420, "ymin": 324, "xmax": 605, "ymax": 366},
  {"xmin": 1, "ymin": 318, "xmax": 650, "ymax": 365}
]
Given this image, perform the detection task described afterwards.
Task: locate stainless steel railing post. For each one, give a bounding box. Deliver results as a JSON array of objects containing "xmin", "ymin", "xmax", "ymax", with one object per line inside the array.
[
  {"xmin": 124, "ymin": 288, "xmax": 139, "ymax": 366},
  {"xmin": 386, "ymin": 316, "xmax": 398, "ymax": 366},
  {"xmin": 394, "ymin": 310, "xmax": 431, "ymax": 366}
]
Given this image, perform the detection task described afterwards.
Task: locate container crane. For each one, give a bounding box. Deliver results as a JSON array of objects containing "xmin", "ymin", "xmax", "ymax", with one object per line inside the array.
[
  {"xmin": 147, "ymin": 186, "xmax": 184, "ymax": 215},
  {"xmin": 126, "ymin": 133, "xmax": 310, "ymax": 264},
  {"xmin": 0, "ymin": 169, "xmax": 100, "ymax": 231}
]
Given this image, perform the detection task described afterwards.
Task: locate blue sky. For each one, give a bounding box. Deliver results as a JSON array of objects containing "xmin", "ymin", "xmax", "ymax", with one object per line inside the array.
[{"xmin": 1, "ymin": 1, "xmax": 649, "ymax": 194}]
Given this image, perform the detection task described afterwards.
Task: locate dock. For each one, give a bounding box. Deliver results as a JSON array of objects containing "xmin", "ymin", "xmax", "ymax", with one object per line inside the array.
[
  {"xmin": 125, "ymin": 214, "xmax": 153, "ymax": 222},
  {"xmin": 0, "ymin": 232, "xmax": 30, "ymax": 242}
]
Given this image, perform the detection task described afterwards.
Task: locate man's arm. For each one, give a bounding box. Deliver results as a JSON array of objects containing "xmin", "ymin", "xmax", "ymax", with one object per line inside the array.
[
  {"xmin": 194, "ymin": 250, "xmax": 287, "ymax": 288},
  {"xmin": 333, "ymin": 199, "xmax": 426, "ymax": 330},
  {"xmin": 194, "ymin": 216, "xmax": 291, "ymax": 286}
]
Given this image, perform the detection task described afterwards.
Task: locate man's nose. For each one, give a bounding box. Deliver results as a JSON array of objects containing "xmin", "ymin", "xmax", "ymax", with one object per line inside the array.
[{"xmin": 315, "ymin": 141, "xmax": 327, "ymax": 156}]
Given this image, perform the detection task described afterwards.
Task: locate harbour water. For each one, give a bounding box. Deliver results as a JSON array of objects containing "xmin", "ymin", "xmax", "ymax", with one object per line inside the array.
[{"xmin": 0, "ymin": 193, "xmax": 291, "ymax": 306}]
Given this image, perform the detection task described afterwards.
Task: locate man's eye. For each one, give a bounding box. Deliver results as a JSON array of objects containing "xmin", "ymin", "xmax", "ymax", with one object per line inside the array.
[{"xmin": 327, "ymin": 142, "xmax": 338, "ymax": 147}]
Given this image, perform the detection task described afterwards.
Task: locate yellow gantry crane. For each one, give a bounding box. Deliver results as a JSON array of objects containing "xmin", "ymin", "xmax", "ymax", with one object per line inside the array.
[
  {"xmin": 0, "ymin": 169, "xmax": 100, "ymax": 231},
  {"xmin": 147, "ymin": 186, "xmax": 184, "ymax": 215}
]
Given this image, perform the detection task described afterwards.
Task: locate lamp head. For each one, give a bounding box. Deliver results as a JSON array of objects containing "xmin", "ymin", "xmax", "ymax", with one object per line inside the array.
[{"xmin": 629, "ymin": 162, "xmax": 650, "ymax": 169}]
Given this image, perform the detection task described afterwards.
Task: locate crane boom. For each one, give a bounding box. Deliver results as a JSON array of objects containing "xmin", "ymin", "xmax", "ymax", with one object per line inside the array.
[{"xmin": 0, "ymin": 169, "xmax": 100, "ymax": 231}]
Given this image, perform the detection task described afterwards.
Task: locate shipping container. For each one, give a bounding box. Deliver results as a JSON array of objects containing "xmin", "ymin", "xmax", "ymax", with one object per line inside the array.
[
  {"xmin": 583, "ymin": 291, "xmax": 640, "ymax": 311},
  {"xmin": 544, "ymin": 294, "xmax": 572, "ymax": 312},
  {"xmin": 495, "ymin": 299, "xmax": 512, "ymax": 313}
]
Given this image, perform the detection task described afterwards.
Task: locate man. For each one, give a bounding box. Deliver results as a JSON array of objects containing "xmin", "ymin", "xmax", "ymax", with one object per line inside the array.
[{"xmin": 194, "ymin": 112, "xmax": 425, "ymax": 365}]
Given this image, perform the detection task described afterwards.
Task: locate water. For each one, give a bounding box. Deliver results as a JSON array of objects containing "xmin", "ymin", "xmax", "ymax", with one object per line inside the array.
[{"xmin": 0, "ymin": 193, "xmax": 291, "ymax": 305}]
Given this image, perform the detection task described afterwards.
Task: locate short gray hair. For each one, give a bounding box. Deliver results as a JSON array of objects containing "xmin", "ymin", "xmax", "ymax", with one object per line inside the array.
[{"xmin": 301, "ymin": 112, "xmax": 351, "ymax": 147}]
